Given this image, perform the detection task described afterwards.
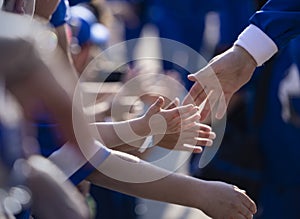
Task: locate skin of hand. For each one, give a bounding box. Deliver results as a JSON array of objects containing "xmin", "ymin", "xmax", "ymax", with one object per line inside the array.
[
  {"xmin": 155, "ymin": 98, "xmax": 216, "ymax": 153},
  {"xmin": 34, "ymin": 0, "xmax": 60, "ymax": 20},
  {"xmin": 183, "ymin": 45, "xmax": 257, "ymax": 121},
  {"xmin": 198, "ymin": 180, "xmax": 257, "ymax": 219},
  {"xmin": 2, "ymin": 29, "xmax": 256, "ymax": 219},
  {"xmin": 94, "ymin": 96, "xmax": 208, "ymax": 151},
  {"xmin": 140, "ymin": 96, "xmax": 201, "ymax": 135},
  {"xmin": 87, "ymin": 150, "xmax": 257, "ymax": 219},
  {"xmin": 155, "ymin": 121, "xmax": 215, "ymax": 153}
]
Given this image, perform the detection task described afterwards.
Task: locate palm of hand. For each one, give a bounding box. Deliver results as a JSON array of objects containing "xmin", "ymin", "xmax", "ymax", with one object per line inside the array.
[{"xmin": 183, "ymin": 45, "xmax": 256, "ymax": 121}]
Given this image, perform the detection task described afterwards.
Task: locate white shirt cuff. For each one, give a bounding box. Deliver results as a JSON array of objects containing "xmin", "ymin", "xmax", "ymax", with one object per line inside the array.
[{"xmin": 234, "ymin": 24, "xmax": 278, "ymax": 66}]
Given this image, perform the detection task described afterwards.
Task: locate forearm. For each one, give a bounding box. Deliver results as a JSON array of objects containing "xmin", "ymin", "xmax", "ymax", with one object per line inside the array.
[
  {"xmin": 34, "ymin": 0, "xmax": 60, "ymax": 20},
  {"xmin": 94, "ymin": 117, "xmax": 149, "ymax": 149},
  {"xmin": 87, "ymin": 150, "xmax": 204, "ymax": 210}
]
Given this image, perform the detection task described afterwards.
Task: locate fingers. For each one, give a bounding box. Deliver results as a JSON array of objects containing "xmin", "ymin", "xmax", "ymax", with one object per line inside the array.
[
  {"xmin": 189, "ymin": 123, "xmax": 215, "ymax": 139},
  {"xmin": 183, "ymin": 82, "xmax": 205, "ymax": 106},
  {"xmin": 194, "ymin": 137, "xmax": 213, "ymax": 146},
  {"xmin": 199, "ymin": 90, "xmax": 219, "ymax": 121},
  {"xmin": 164, "ymin": 97, "xmax": 180, "ymax": 110},
  {"xmin": 238, "ymin": 204, "xmax": 255, "ymax": 219},
  {"xmin": 235, "ymin": 213, "xmax": 251, "ymax": 219},
  {"xmin": 238, "ymin": 191, "xmax": 257, "ymax": 214},
  {"xmin": 179, "ymin": 107, "xmax": 200, "ymax": 121},
  {"xmin": 147, "ymin": 96, "xmax": 165, "ymax": 115},
  {"xmin": 182, "ymin": 144, "xmax": 203, "ymax": 153},
  {"xmin": 165, "ymin": 104, "xmax": 195, "ymax": 120},
  {"xmin": 216, "ymin": 93, "xmax": 230, "ymax": 120}
]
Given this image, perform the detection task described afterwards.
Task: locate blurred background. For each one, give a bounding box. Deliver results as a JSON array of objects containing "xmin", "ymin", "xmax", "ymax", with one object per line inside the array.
[{"xmin": 1, "ymin": 0, "xmax": 300, "ymax": 218}]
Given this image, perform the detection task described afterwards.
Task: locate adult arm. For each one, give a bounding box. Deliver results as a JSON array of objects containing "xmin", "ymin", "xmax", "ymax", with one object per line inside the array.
[{"xmin": 184, "ymin": 0, "xmax": 300, "ymax": 120}]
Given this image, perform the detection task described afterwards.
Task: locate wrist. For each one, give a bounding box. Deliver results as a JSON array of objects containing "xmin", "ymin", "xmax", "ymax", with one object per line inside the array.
[
  {"xmin": 130, "ymin": 116, "xmax": 151, "ymax": 137},
  {"xmin": 233, "ymin": 44, "xmax": 257, "ymax": 67}
]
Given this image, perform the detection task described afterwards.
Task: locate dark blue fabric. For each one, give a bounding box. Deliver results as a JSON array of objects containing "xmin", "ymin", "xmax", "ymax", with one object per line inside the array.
[
  {"xmin": 257, "ymin": 184, "xmax": 300, "ymax": 219},
  {"xmin": 69, "ymin": 0, "xmax": 90, "ymax": 6},
  {"xmin": 90, "ymin": 185, "xmax": 137, "ymax": 219},
  {"xmin": 0, "ymin": 123, "xmax": 23, "ymax": 169},
  {"xmin": 254, "ymin": 36, "xmax": 300, "ymax": 219},
  {"xmin": 218, "ymin": 0, "xmax": 256, "ymax": 46},
  {"xmin": 50, "ymin": 0, "xmax": 68, "ymax": 27},
  {"xmin": 250, "ymin": 0, "xmax": 300, "ymax": 49},
  {"xmin": 69, "ymin": 145, "xmax": 111, "ymax": 185},
  {"xmin": 15, "ymin": 209, "xmax": 31, "ymax": 219},
  {"xmin": 258, "ymin": 43, "xmax": 300, "ymax": 186},
  {"xmin": 148, "ymin": 0, "xmax": 217, "ymax": 89}
]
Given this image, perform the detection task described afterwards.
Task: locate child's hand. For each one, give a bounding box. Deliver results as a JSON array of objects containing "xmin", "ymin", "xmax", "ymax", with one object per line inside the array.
[
  {"xmin": 155, "ymin": 98, "xmax": 215, "ymax": 153},
  {"xmin": 157, "ymin": 122, "xmax": 215, "ymax": 153},
  {"xmin": 198, "ymin": 181, "xmax": 257, "ymax": 219},
  {"xmin": 142, "ymin": 96, "xmax": 200, "ymax": 135}
]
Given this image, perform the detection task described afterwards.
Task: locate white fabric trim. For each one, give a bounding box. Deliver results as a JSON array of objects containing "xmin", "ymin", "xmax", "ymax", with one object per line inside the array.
[
  {"xmin": 49, "ymin": 141, "xmax": 111, "ymax": 181},
  {"xmin": 138, "ymin": 136, "xmax": 154, "ymax": 153},
  {"xmin": 234, "ymin": 24, "xmax": 278, "ymax": 66}
]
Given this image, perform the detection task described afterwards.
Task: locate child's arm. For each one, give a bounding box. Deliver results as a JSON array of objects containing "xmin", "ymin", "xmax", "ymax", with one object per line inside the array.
[
  {"xmin": 87, "ymin": 150, "xmax": 256, "ymax": 219},
  {"xmin": 94, "ymin": 96, "xmax": 214, "ymax": 152}
]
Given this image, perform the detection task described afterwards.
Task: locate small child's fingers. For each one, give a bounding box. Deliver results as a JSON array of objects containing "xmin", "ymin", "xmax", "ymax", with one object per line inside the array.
[
  {"xmin": 198, "ymin": 123, "xmax": 212, "ymax": 132},
  {"xmin": 194, "ymin": 137, "xmax": 213, "ymax": 146},
  {"xmin": 179, "ymin": 107, "xmax": 200, "ymax": 120},
  {"xmin": 164, "ymin": 97, "xmax": 180, "ymax": 110},
  {"xmin": 146, "ymin": 96, "xmax": 165, "ymax": 116},
  {"xmin": 181, "ymin": 115, "xmax": 201, "ymax": 130},
  {"xmin": 197, "ymin": 130, "xmax": 216, "ymax": 140},
  {"xmin": 182, "ymin": 144, "xmax": 203, "ymax": 153},
  {"xmin": 162, "ymin": 106, "xmax": 198, "ymax": 127},
  {"xmin": 170, "ymin": 104, "xmax": 195, "ymax": 118},
  {"xmin": 154, "ymin": 96, "xmax": 165, "ymax": 108}
]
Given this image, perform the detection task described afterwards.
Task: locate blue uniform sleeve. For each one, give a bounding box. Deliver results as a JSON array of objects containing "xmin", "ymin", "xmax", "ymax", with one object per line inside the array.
[
  {"xmin": 250, "ymin": 0, "xmax": 300, "ymax": 49},
  {"xmin": 50, "ymin": 0, "xmax": 69, "ymax": 27}
]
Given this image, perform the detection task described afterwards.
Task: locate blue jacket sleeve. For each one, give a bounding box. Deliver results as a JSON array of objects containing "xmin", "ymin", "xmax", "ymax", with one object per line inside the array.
[{"xmin": 250, "ymin": 0, "xmax": 300, "ymax": 49}]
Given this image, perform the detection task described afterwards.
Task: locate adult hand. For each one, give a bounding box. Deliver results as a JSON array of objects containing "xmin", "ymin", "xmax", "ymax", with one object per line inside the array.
[{"xmin": 183, "ymin": 45, "xmax": 257, "ymax": 121}]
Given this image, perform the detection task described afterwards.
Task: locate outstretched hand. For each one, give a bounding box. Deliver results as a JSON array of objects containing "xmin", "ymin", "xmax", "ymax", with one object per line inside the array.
[
  {"xmin": 198, "ymin": 180, "xmax": 257, "ymax": 219},
  {"xmin": 156, "ymin": 98, "xmax": 215, "ymax": 153},
  {"xmin": 183, "ymin": 45, "xmax": 257, "ymax": 121},
  {"xmin": 143, "ymin": 96, "xmax": 200, "ymax": 135}
]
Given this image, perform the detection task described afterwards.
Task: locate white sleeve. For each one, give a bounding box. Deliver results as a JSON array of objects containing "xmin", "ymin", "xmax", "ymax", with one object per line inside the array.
[
  {"xmin": 234, "ymin": 24, "xmax": 278, "ymax": 66},
  {"xmin": 48, "ymin": 141, "xmax": 111, "ymax": 183}
]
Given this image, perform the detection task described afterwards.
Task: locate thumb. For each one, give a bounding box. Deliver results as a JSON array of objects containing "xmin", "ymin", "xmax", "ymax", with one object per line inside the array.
[
  {"xmin": 164, "ymin": 97, "xmax": 180, "ymax": 110},
  {"xmin": 216, "ymin": 93, "xmax": 230, "ymax": 120},
  {"xmin": 148, "ymin": 96, "xmax": 164, "ymax": 115},
  {"xmin": 187, "ymin": 73, "xmax": 197, "ymax": 82}
]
